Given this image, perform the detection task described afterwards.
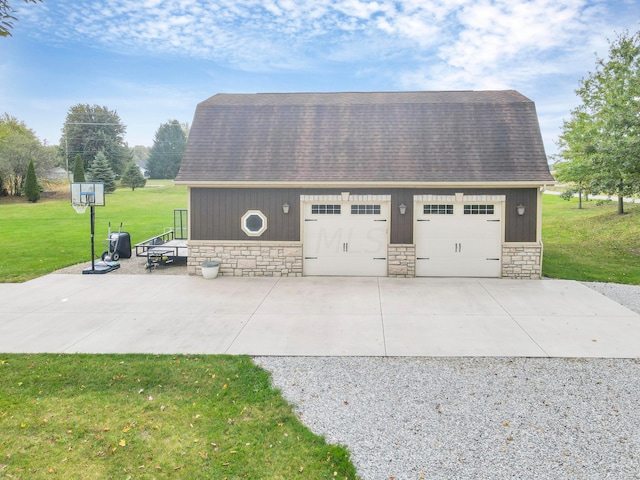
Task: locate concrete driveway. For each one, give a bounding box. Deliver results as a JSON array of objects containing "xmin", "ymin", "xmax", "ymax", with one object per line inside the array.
[{"xmin": 1, "ymin": 274, "xmax": 639, "ymax": 357}]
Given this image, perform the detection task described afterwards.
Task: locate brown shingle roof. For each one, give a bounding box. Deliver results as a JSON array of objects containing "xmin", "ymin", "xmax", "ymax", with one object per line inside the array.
[{"xmin": 175, "ymin": 91, "xmax": 554, "ymax": 184}]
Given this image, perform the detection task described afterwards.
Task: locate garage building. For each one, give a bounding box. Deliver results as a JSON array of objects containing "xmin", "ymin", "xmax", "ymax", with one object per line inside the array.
[{"xmin": 175, "ymin": 91, "xmax": 555, "ymax": 278}]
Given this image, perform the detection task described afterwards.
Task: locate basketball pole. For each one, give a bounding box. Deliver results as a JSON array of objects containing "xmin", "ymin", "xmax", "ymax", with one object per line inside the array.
[{"xmin": 90, "ymin": 204, "xmax": 96, "ymax": 272}]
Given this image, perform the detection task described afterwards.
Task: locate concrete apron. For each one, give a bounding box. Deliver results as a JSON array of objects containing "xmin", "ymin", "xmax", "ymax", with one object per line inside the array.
[{"xmin": 1, "ymin": 274, "xmax": 639, "ymax": 358}]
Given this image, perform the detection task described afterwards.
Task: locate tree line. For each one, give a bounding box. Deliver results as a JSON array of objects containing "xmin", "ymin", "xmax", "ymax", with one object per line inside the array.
[
  {"xmin": 554, "ymin": 30, "xmax": 640, "ymax": 214},
  {"xmin": 0, "ymin": 104, "xmax": 188, "ymax": 201}
]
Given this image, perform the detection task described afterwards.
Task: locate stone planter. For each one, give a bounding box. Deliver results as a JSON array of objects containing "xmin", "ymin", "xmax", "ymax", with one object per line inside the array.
[{"xmin": 201, "ymin": 261, "xmax": 220, "ymax": 279}]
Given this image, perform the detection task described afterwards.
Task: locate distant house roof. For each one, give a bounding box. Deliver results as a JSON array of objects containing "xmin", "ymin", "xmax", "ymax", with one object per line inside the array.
[
  {"xmin": 175, "ymin": 91, "xmax": 554, "ymax": 185},
  {"xmin": 43, "ymin": 167, "xmax": 68, "ymax": 180}
]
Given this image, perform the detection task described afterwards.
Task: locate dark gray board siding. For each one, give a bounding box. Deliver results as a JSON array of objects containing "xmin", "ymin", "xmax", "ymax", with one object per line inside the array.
[{"xmin": 190, "ymin": 187, "xmax": 539, "ymax": 244}]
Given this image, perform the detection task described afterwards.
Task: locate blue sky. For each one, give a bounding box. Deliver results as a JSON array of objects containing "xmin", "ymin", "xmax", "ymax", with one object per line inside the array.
[{"xmin": 1, "ymin": 0, "xmax": 638, "ymax": 156}]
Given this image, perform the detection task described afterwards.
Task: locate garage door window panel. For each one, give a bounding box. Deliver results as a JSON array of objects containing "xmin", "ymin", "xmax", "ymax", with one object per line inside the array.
[
  {"xmin": 464, "ymin": 204, "xmax": 495, "ymax": 215},
  {"xmin": 351, "ymin": 205, "xmax": 381, "ymax": 215},
  {"xmin": 424, "ymin": 204, "xmax": 454, "ymax": 215},
  {"xmin": 312, "ymin": 204, "xmax": 341, "ymax": 215}
]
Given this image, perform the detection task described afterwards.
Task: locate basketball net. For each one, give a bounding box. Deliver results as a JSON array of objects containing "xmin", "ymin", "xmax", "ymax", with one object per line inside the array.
[
  {"xmin": 73, "ymin": 191, "xmax": 95, "ymax": 214},
  {"xmin": 72, "ymin": 202, "xmax": 88, "ymax": 214}
]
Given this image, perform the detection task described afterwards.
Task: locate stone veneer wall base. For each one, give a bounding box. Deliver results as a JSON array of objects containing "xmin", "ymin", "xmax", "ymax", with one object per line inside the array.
[
  {"xmin": 501, "ymin": 244, "xmax": 543, "ymax": 279},
  {"xmin": 189, "ymin": 241, "xmax": 303, "ymax": 277},
  {"xmin": 188, "ymin": 242, "xmax": 542, "ymax": 279}
]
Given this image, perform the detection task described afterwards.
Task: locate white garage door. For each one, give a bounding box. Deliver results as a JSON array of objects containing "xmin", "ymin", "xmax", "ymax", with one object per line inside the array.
[
  {"xmin": 415, "ymin": 196, "xmax": 504, "ymax": 277},
  {"xmin": 302, "ymin": 196, "xmax": 390, "ymax": 276}
]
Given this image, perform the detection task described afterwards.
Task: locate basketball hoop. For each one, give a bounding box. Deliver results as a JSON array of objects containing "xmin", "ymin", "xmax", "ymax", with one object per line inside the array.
[
  {"xmin": 70, "ymin": 182, "xmax": 108, "ymax": 274},
  {"xmin": 72, "ymin": 202, "xmax": 88, "ymax": 214}
]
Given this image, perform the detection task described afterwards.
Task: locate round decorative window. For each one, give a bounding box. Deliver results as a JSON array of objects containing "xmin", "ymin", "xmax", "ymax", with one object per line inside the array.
[{"xmin": 241, "ymin": 210, "xmax": 267, "ymax": 237}]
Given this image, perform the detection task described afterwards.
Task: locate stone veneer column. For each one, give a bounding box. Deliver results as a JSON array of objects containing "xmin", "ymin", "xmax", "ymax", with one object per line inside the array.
[
  {"xmin": 388, "ymin": 244, "xmax": 416, "ymax": 278},
  {"xmin": 501, "ymin": 244, "xmax": 543, "ymax": 279}
]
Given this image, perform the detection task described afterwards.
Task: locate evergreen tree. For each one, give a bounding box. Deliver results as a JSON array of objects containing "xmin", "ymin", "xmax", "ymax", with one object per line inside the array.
[
  {"xmin": 146, "ymin": 120, "xmax": 187, "ymax": 179},
  {"xmin": 24, "ymin": 158, "xmax": 39, "ymax": 202},
  {"xmin": 73, "ymin": 153, "xmax": 86, "ymax": 182},
  {"xmin": 121, "ymin": 161, "xmax": 146, "ymax": 191},
  {"xmin": 87, "ymin": 151, "xmax": 116, "ymax": 193}
]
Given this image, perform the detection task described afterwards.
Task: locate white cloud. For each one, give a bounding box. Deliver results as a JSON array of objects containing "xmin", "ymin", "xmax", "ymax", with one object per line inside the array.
[
  {"xmin": 13, "ymin": 0, "xmax": 640, "ymax": 151},
  {"xmin": 17, "ymin": 0, "xmax": 635, "ymax": 76},
  {"xmin": 42, "ymin": 2, "xmax": 609, "ymax": 83}
]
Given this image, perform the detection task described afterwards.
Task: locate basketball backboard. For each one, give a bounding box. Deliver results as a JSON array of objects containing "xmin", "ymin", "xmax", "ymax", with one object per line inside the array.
[{"xmin": 71, "ymin": 182, "xmax": 105, "ymax": 208}]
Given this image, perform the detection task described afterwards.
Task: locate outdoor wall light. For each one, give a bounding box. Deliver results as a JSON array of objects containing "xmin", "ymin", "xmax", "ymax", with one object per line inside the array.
[
  {"xmin": 399, "ymin": 203, "xmax": 407, "ymax": 215},
  {"xmin": 517, "ymin": 204, "xmax": 526, "ymax": 216},
  {"xmin": 282, "ymin": 203, "xmax": 290, "ymax": 214}
]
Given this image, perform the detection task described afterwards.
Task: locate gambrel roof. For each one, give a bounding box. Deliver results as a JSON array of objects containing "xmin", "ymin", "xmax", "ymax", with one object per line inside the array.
[{"xmin": 175, "ymin": 91, "xmax": 554, "ymax": 185}]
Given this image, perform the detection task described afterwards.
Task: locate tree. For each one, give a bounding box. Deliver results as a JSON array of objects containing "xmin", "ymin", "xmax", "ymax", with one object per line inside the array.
[
  {"xmin": 24, "ymin": 158, "xmax": 39, "ymax": 202},
  {"xmin": 558, "ymin": 30, "xmax": 640, "ymax": 214},
  {"xmin": 554, "ymin": 111, "xmax": 597, "ymax": 209},
  {"xmin": 121, "ymin": 161, "xmax": 146, "ymax": 191},
  {"xmin": 73, "ymin": 153, "xmax": 85, "ymax": 182},
  {"xmin": 146, "ymin": 120, "xmax": 187, "ymax": 179},
  {"xmin": 0, "ymin": 114, "xmax": 51, "ymax": 196},
  {"xmin": 87, "ymin": 151, "xmax": 116, "ymax": 193},
  {"xmin": 131, "ymin": 145, "xmax": 149, "ymax": 173},
  {"xmin": 60, "ymin": 104, "xmax": 129, "ymax": 177},
  {"xmin": 1, "ymin": 0, "xmax": 41, "ymax": 37}
]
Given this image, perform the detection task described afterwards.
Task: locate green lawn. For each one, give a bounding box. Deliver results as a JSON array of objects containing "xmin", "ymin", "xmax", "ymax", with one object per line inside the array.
[
  {"xmin": 0, "ymin": 181, "xmax": 188, "ymax": 282},
  {"xmin": 0, "ymin": 354, "xmax": 357, "ymax": 479},
  {"xmin": 542, "ymin": 194, "xmax": 640, "ymax": 284}
]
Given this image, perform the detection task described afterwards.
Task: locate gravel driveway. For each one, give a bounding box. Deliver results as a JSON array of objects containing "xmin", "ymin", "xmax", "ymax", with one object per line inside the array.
[{"xmin": 257, "ymin": 356, "xmax": 640, "ymax": 480}]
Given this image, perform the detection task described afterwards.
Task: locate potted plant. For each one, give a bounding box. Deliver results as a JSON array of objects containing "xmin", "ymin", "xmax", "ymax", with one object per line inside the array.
[{"xmin": 201, "ymin": 261, "xmax": 220, "ymax": 279}]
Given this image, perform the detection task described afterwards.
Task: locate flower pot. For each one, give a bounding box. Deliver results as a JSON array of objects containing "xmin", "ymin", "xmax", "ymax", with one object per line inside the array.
[{"xmin": 201, "ymin": 261, "xmax": 220, "ymax": 279}]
